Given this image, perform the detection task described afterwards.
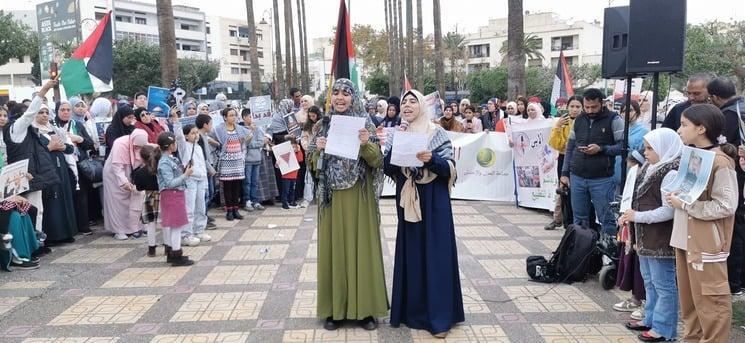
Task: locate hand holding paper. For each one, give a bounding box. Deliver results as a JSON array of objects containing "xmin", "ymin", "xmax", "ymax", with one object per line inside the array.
[
  {"xmin": 390, "ymin": 130, "xmax": 428, "ymax": 167},
  {"xmin": 325, "ymin": 115, "xmax": 367, "ymax": 160}
]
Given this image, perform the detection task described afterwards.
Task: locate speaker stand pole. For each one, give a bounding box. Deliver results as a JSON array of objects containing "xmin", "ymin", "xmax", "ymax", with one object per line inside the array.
[
  {"xmin": 650, "ymin": 72, "xmax": 660, "ymax": 130},
  {"xmin": 620, "ymin": 74, "xmax": 633, "ymax": 192}
]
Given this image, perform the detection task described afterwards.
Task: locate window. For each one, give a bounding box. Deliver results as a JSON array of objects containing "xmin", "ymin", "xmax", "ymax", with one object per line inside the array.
[
  {"xmin": 230, "ymin": 49, "xmax": 238, "ymax": 55},
  {"xmin": 241, "ymin": 68, "xmax": 249, "ymax": 74},
  {"xmin": 135, "ymin": 17, "xmax": 146, "ymax": 25},
  {"xmin": 206, "ymin": 26, "xmax": 211, "ymax": 34},
  {"xmin": 115, "ymin": 15, "xmax": 132, "ymax": 23},
  {"xmin": 229, "ymin": 30, "xmax": 237, "ymax": 37},
  {"xmin": 231, "ymin": 67, "xmax": 240, "ymax": 74},
  {"xmin": 238, "ymin": 27, "xmax": 250, "ymax": 38},
  {"xmin": 256, "ymin": 34, "xmax": 263, "ymax": 41},
  {"xmin": 551, "ymin": 36, "xmax": 576, "ymax": 51},
  {"xmin": 257, "ymin": 51, "xmax": 264, "ymax": 58},
  {"xmin": 534, "ymin": 38, "xmax": 543, "ymax": 49},
  {"xmin": 95, "ymin": 12, "xmax": 106, "ymax": 20},
  {"xmin": 468, "ymin": 44, "xmax": 490, "ymax": 58},
  {"xmin": 551, "ymin": 56, "xmax": 576, "ymax": 67},
  {"xmin": 207, "ymin": 46, "xmax": 212, "ymax": 54},
  {"xmin": 467, "ymin": 63, "xmax": 490, "ymax": 73},
  {"xmin": 528, "ymin": 58, "xmax": 542, "ymax": 67}
]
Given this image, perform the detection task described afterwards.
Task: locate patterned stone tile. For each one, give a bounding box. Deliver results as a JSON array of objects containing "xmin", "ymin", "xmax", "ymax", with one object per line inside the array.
[
  {"xmin": 455, "ymin": 225, "xmax": 508, "ymax": 238},
  {"xmin": 453, "ymin": 214, "xmax": 491, "ymax": 225},
  {"xmin": 170, "ymin": 292, "xmax": 267, "ymax": 322},
  {"xmin": 223, "ymin": 244, "xmax": 289, "ymax": 261},
  {"xmin": 306, "ymin": 243, "xmax": 317, "ymax": 259},
  {"xmin": 52, "ymin": 248, "xmax": 132, "ymax": 264},
  {"xmin": 489, "ymin": 206, "xmax": 536, "ymax": 214},
  {"xmin": 289, "ymin": 290, "xmax": 317, "ymax": 318},
  {"xmin": 298, "ymin": 263, "xmax": 317, "ymax": 283},
  {"xmin": 137, "ymin": 246, "xmax": 212, "ymax": 263},
  {"xmin": 478, "ymin": 259, "xmax": 527, "ymax": 279},
  {"xmin": 22, "ymin": 338, "xmax": 120, "ymax": 343},
  {"xmin": 101, "ymin": 267, "xmax": 189, "ymax": 288},
  {"xmin": 462, "ymin": 240, "xmax": 529, "ymax": 256},
  {"xmin": 260, "ymin": 207, "xmax": 307, "ymax": 216},
  {"xmin": 282, "ymin": 329, "xmax": 377, "ymax": 342},
  {"xmin": 238, "ymin": 229, "xmax": 297, "ymax": 242},
  {"xmin": 501, "ymin": 214, "xmax": 551, "ymax": 224},
  {"xmin": 502, "ymin": 285, "xmax": 603, "ymax": 313},
  {"xmin": 0, "ymin": 297, "xmax": 28, "ymax": 316},
  {"xmin": 462, "ymin": 287, "xmax": 491, "ymax": 313},
  {"xmin": 251, "ymin": 216, "xmax": 303, "ymax": 227},
  {"xmin": 49, "ymin": 296, "xmax": 160, "ymax": 325},
  {"xmin": 410, "ymin": 325, "xmax": 509, "ymax": 342},
  {"xmin": 89, "ymin": 236, "xmax": 143, "ymax": 245},
  {"xmin": 204, "ymin": 229, "xmax": 229, "ymax": 242},
  {"xmin": 516, "ymin": 225, "xmax": 566, "ymax": 237},
  {"xmin": 533, "ymin": 323, "xmax": 637, "ymax": 342},
  {"xmin": 451, "ymin": 205, "xmax": 480, "ymax": 214},
  {"xmin": 149, "ymin": 332, "xmax": 250, "ymax": 343},
  {"xmin": 3, "ymin": 281, "xmax": 55, "ymax": 289},
  {"xmin": 201, "ymin": 265, "xmax": 279, "ymax": 285},
  {"xmin": 210, "ymin": 217, "xmax": 239, "ymax": 228},
  {"xmin": 539, "ymin": 239, "xmax": 561, "ymax": 251}
]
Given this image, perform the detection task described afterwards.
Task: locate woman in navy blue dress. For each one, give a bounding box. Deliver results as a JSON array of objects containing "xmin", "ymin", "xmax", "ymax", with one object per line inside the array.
[{"xmin": 384, "ymin": 89, "xmax": 464, "ymax": 338}]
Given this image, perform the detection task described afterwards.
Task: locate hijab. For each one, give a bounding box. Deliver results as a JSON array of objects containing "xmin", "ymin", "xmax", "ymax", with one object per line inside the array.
[
  {"xmin": 268, "ymin": 99, "xmax": 294, "ymax": 134},
  {"xmin": 400, "ymin": 90, "xmax": 437, "ymax": 137},
  {"xmin": 506, "ymin": 102, "xmax": 518, "ymax": 116},
  {"xmin": 106, "ymin": 106, "xmax": 135, "ymax": 144},
  {"xmin": 197, "ymin": 103, "xmax": 208, "ymax": 114},
  {"xmin": 109, "ymin": 128, "xmax": 149, "ymax": 168},
  {"xmin": 642, "ymin": 128, "xmax": 683, "ymax": 178},
  {"xmin": 526, "ymin": 102, "xmax": 546, "ymax": 121},
  {"xmin": 30, "ymin": 103, "xmax": 57, "ymax": 136},
  {"xmin": 90, "ymin": 97, "xmax": 112, "ymax": 119},
  {"xmin": 68, "ymin": 97, "xmax": 89, "ymax": 125},
  {"xmin": 296, "ymin": 95, "xmax": 314, "ymax": 124}
]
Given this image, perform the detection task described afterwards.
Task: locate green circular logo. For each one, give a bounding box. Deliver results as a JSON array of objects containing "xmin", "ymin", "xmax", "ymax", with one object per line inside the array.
[{"xmin": 476, "ymin": 148, "xmax": 496, "ymax": 168}]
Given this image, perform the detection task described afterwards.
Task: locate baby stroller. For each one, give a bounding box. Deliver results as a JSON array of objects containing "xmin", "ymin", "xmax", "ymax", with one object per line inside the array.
[{"xmin": 596, "ymin": 201, "xmax": 622, "ymax": 290}]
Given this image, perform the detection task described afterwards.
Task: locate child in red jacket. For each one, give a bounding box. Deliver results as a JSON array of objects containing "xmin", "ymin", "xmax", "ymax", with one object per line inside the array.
[{"xmin": 280, "ymin": 142, "xmax": 304, "ymax": 209}]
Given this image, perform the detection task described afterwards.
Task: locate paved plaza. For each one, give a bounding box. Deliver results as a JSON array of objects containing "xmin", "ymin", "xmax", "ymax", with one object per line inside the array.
[{"xmin": 1, "ymin": 199, "xmax": 744, "ymax": 342}]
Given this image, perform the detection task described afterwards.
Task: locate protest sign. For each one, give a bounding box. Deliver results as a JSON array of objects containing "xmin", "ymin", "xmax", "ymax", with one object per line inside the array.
[
  {"xmin": 662, "ymin": 146, "xmax": 715, "ymax": 205},
  {"xmin": 0, "ymin": 159, "xmax": 30, "ymax": 201},
  {"xmin": 511, "ymin": 120, "xmax": 559, "ymax": 210},
  {"xmin": 249, "ymin": 95, "xmax": 273, "ymax": 128},
  {"xmin": 284, "ymin": 112, "xmax": 302, "ymax": 138},
  {"xmin": 424, "ymin": 91, "xmax": 443, "ymax": 120},
  {"xmin": 272, "ymin": 141, "xmax": 299, "ymax": 175},
  {"xmin": 147, "ymin": 86, "xmax": 171, "ymax": 117}
]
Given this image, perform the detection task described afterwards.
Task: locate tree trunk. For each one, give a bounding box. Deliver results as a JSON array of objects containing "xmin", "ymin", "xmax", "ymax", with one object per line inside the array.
[
  {"xmin": 433, "ymin": 0, "xmax": 445, "ymax": 97},
  {"xmin": 405, "ymin": 0, "xmax": 414, "ymax": 84},
  {"xmin": 283, "ymin": 0, "xmax": 294, "ymax": 93},
  {"xmin": 300, "ymin": 0, "xmax": 310, "ymax": 93},
  {"xmin": 415, "ymin": 0, "xmax": 423, "ymax": 90},
  {"xmin": 384, "ymin": 0, "xmax": 394, "ymax": 96},
  {"xmin": 246, "ymin": 0, "xmax": 262, "ymax": 96},
  {"xmin": 156, "ymin": 0, "xmax": 178, "ymax": 87},
  {"xmin": 507, "ymin": 0, "xmax": 526, "ymax": 100},
  {"xmin": 296, "ymin": 0, "xmax": 305, "ymax": 93},
  {"xmin": 288, "ymin": 0, "xmax": 297, "ymax": 87},
  {"xmin": 389, "ymin": 0, "xmax": 400, "ymax": 96},
  {"xmin": 272, "ymin": 0, "xmax": 285, "ymax": 98},
  {"xmin": 397, "ymin": 0, "xmax": 405, "ymax": 92}
]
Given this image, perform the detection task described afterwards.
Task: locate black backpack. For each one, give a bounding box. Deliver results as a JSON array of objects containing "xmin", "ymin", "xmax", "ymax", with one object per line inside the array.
[
  {"xmin": 131, "ymin": 166, "xmax": 159, "ymax": 191},
  {"xmin": 527, "ymin": 224, "xmax": 599, "ymax": 283}
]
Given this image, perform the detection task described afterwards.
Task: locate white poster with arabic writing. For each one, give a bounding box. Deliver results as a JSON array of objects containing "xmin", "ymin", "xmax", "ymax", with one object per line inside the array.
[{"xmin": 511, "ymin": 120, "xmax": 558, "ymax": 210}]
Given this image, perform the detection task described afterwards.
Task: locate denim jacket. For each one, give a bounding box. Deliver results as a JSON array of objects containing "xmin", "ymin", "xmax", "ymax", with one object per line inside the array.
[{"xmin": 157, "ymin": 154, "xmax": 188, "ymax": 191}]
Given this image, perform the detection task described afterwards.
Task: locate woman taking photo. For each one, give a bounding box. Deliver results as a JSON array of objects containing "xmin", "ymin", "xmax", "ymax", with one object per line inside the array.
[{"xmin": 384, "ymin": 89, "xmax": 464, "ymax": 338}]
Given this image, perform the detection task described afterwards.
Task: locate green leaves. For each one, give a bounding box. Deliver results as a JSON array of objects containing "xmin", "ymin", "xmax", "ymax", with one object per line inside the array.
[{"xmin": 0, "ymin": 11, "xmax": 36, "ymax": 66}]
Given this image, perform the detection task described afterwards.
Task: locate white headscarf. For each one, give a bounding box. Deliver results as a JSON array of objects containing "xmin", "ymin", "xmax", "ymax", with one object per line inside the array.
[
  {"xmin": 643, "ymin": 127, "xmax": 682, "ymax": 177},
  {"xmin": 401, "ymin": 90, "xmax": 437, "ymax": 137},
  {"xmin": 90, "ymin": 97, "xmax": 112, "ymax": 119},
  {"xmin": 526, "ymin": 102, "xmax": 545, "ymax": 121}
]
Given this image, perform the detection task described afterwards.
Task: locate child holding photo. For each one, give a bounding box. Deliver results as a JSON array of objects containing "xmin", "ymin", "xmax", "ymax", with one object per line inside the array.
[{"xmin": 667, "ymin": 104, "xmax": 738, "ymax": 342}]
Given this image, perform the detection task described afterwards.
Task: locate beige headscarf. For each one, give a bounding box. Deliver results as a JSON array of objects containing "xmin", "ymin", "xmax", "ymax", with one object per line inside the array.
[{"xmin": 296, "ymin": 95, "xmax": 314, "ymax": 124}]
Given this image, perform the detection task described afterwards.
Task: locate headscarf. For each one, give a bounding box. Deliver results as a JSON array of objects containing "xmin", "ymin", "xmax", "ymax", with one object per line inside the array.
[
  {"xmin": 268, "ymin": 99, "xmax": 294, "ymax": 135},
  {"xmin": 109, "ymin": 128, "xmax": 148, "ymax": 168},
  {"xmin": 642, "ymin": 128, "xmax": 683, "ymax": 178},
  {"xmin": 296, "ymin": 95, "xmax": 314, "ymax": 124},
  {"xmin": 309, "ymin": 78, "xmax": 380, "ymax": 210},
  {"xmin": 106, "ymin": 105, "xmax": 135, "ymax": 145},
  {"xmin": 68, "ymin": 97, "xmax": 89, "ymax": 125},
  {"xmin": 90, "ymin": 97, "xmax": 112, "ymax": 119},
  {"xmin": 197, "ymin": 103, "xmax": 209, "ymax": 113},
  {"xmin": 134, "ymin": 107, "xmax": 164, "ymax": 144},
  {"xmin": 400, "ymin": 90, "xmax": 436, "ymax": 136},
  {"xmin": 506, "ymin": 102, "xmax": 518, "ymax": 116},
  {"xmin": 30, "ymin": 104, "xmax": 57, "ymax": 136},
  {"xmin": 526, "ymin": 102, "xmax": 545, "ymax": 121},
  {"xmin": 376, "ymin": 99, "xmax": 388, "ymax": 116}
]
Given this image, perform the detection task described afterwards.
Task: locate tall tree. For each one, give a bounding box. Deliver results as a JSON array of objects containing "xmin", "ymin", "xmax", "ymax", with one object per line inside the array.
[
  {"xmin": 443, "ymin": 31, "xmax": 465, "ymax": 91},
  {"xmin": 405, "ymin": 0, "xmax": 414, "ymax": 82},
  {"xmin": 390, "ymin": 0, "xmax": 402, "ymax": 96},
  {"xmin": 296, "ymin": 0, "xmax": 305, "ymax": 92},
  {"xmin": 300, "ymin": 0, "xmax": 310, "ymax": 93},
  {"xmin": 283, "ymin": 0, "xmax": 294, "ymax": 92},
  {"xmin": 397, "ymin": 0, "xmax": 405, "ymax": 90},
  {"xmin": 245, "ymin": 0, "xmax": 262, "ymax": 96},
  {"xmin": 499, "ymin": 34, "xmax": 544, "ymax": 66},
  {"xmin": 433, "ymin": 0, "xmax": 445, "ymax": 97},
  {"xmin": 384, "ymin": 0, "xmax": 395, "ymax": 96},
  {"xmin": 415, "ymin": 0, "xmax": 423, "ymax": 90},
  {"xmin": 272, "ymin": 0, "xmax": 285, "ymax": 97},
  {"xmin": 507, "ymin": 0, "xmax": 526, "ymax": 99},
  {"xmin": 156, "ymin": 0, "xmax": 178, "ymax": 86}
]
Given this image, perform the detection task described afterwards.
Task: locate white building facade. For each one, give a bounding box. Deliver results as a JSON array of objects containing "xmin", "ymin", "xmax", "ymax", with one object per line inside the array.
[
  {"xmin": 463, "ymin": 12, "xmax": 604, "ymax": 73},
  {"xmin": 206, "ymin": 16, "xmax": 274, "ymax": 84}
]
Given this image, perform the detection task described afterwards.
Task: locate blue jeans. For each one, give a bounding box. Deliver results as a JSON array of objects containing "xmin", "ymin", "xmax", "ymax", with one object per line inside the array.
[
  {"xmin": 243, "ymin": 163, "xmax": 261, "ymax": 204},
  {"xmin": 570, "ymin": 174, "xmax": 617, "ymax": 234},
  {"xmin": 281, "ymin": 179, "xmax": 296, "ymax": 206},
  {"xmin": 205, "ymin": 175, "xmax": 215, "ymax": 214},
  {"xmin": 639, "ymin": 256, "xmax": 678, "ymax": 339}
]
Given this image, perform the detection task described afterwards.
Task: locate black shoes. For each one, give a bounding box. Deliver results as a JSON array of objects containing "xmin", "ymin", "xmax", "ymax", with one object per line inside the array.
[
  {"xmin": 168, "ymin": 249, "xmax": 194, "ymax": 266},
  {"xmin": 323, "ymin": 317, "xmax": 340, "ymax": 331},
  {"xmin": 147, "ymin": 245, "xmax": 157, "ymax": 257},
  {"xmin": 625, "ymin": 321, "xmax": 651, "ymax": 331},
  {"xmin": 232, "ymin": 209, "xmax": 244, "ymax": 220},
  {"xmin": 226, "ymin": 210, "xmax": 235, "ymax": 221},
  {"xmin": 361, "ymin": 316, "xmax": 378, "ymax": 331},
  {"xmin": 11, "ymin": 259, "xmax": 40, "ymax": 270}
]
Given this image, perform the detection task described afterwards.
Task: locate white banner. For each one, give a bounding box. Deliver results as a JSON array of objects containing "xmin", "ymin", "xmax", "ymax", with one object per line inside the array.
[{"xmin": 510, "ymin": 120, "xmax": 559, "ymax": 210}]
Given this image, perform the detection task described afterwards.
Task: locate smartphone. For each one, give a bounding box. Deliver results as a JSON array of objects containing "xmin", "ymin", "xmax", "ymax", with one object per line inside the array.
[{"xmin": 578, "ymin": 145, "xmax": 588, "ymax": 151}]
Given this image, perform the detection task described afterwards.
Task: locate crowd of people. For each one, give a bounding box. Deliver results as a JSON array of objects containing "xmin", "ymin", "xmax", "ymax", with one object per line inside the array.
[{"xmin": 1, "ymin": 73, "xmax": 744, "ymax": 340}]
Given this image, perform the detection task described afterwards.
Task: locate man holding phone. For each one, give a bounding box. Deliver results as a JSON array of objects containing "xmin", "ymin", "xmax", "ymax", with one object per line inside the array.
[{"xmin": 561, "ymin": 88, "xmax": 624, "ymax": 235}]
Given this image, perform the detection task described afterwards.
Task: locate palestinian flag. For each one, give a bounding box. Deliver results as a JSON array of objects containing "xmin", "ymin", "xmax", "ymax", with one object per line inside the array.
[
  {"xmin": 550, "ymin": 50, "xmax": 574, "ymax": 106},
  {"xmin": 330, "ymin": 0, "xmax": 358, "ymax": 86},
  {"xmin": 61, "ymin": 11, "xmax": 113, "ymax": 96}
]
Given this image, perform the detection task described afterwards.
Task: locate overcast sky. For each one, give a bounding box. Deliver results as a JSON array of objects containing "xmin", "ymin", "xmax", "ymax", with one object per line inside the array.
[{"xmin": 6, "ymin": 0, "xmax": 745, "ymax": 43}]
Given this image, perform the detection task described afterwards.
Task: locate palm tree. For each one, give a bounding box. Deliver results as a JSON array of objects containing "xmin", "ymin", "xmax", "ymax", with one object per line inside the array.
[
  {"xmin": 384, "ymin": 0, "xmax": 395, "ymax": 95},
  {"xmin": 272, "ymin": 0, "xmax": 285, "ymax": 97},
  {"xmin": 390, "ymin": 0, "xmax": 401, "ymax": 96},
  {"xmin": 499, "ymin": 34, "xmax": 544, "ymax": 66},
  {"xmin": 433, "ymin": 0, "xmax": 445, "ymax": 97},
  {"xmin": 397, "ymin": 0, "xmax": 405, "ymax": 90},
  {"xmin": 296, "ymin": 0, "xmax": 305, "ymax": 92},
  {"xmin": 443, "ymin": 31, "xmax": 465, "ymax": 91},
  {"xmin": 300, "ymin": 0, "xmax": 310, "ymax": 93},
  {"xmin": 405, "ymin": 0, "xmax": 414, "ymax": 83},
  {"xmin": 155, "ymin": 0, "xmax": 178, "ymax": 86},
  {"xmin": 245, "ymin": 0, "xmax": 262, "ymax": 96},
  {"xmin": 283, "ymin": 0, "xmax": 294, "ymax": 92},
  {"xmin": 415, "ymin": 0, "xmax": 423, "ymax": 90},
  {"xmin": 507, "ymin": 0, "xmax": 525, "ymax": 99}
]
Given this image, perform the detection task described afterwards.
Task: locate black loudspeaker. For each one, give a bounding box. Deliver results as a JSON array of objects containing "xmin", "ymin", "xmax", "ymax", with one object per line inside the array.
[
  {"xmin": 626, "ymin": 0, "xmax": 686, "ymax": 74},
  {"xmin": 601, "ymin": 6, "xmax": 629, "ymax": 79}
]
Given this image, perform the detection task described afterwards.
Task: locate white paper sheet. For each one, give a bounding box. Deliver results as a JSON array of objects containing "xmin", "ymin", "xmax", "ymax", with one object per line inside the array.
[
  {"xmin": 0, "ymin": 159, "xmax": 30, "ymax": 201},
  {"xmin": 325, "ymin": 115, "xmax": 367, "ymax": 160},
  {"xmin": 619, "ymin": 165, "xmax": 638, "ymax": 213},
  {"xmin": 272, "ymin": 141, "xmax": 300, "ymax": 175},
  {"xmin": 390, "ymin": 131, "xmax": 428, "ymax": 167}
]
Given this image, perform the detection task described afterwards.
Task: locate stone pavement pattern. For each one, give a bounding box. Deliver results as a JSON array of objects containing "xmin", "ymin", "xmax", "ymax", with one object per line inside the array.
[{"xmin": 1, "ymin": 199, "xmax": 744, "ymax": 342}]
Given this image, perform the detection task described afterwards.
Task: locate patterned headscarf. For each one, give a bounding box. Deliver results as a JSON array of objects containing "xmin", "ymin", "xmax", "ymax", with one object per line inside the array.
[
  {"xmin": 310, "ymin": 78, "xmax": 381, "ymax": 210},
  {"xmin": 268, "ymin": 99, "xmax": 294, "ymax": 135}
]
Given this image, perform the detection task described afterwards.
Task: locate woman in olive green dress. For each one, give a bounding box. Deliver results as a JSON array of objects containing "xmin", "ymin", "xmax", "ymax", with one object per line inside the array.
[{"xmin": 308, "ymin": 78, "xmax": 389, "ymax": 331}]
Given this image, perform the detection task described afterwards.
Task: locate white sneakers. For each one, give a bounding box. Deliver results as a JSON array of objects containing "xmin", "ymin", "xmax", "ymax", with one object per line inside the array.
[
  {"xmin": 182, "ymin": 235, "xmax": 201, "ymax": 247},
  {"xmin": 196, "ymin": 233, "xmax": 212, "ymax": 242},
  {"xmin": 299, "ymin": 200, "xmax": 309, "ymax": 208},
  {"xmin": 114, "ymin": 233, "xmax": 129, "ymax": 240},
  {"xmin": 244, "ymin": 202, "xmax": 255, "ymax": 212}
]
